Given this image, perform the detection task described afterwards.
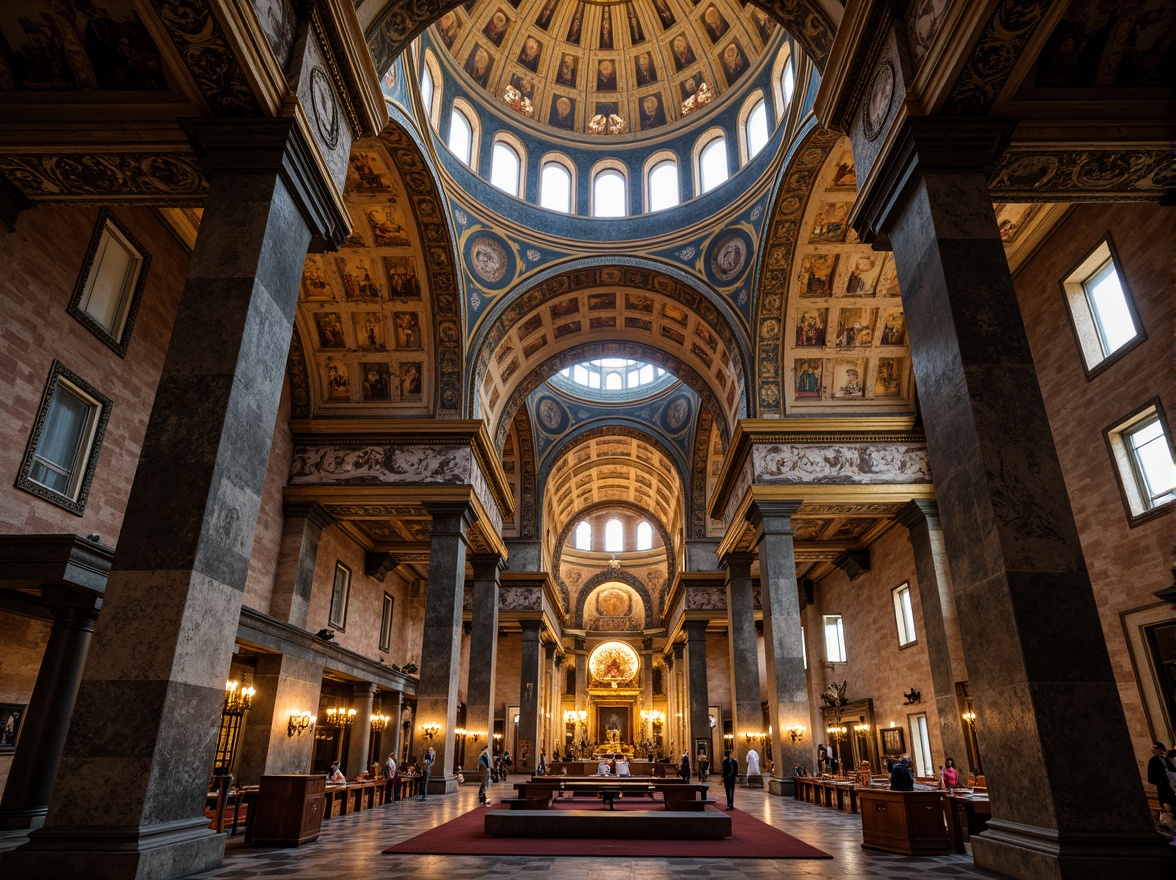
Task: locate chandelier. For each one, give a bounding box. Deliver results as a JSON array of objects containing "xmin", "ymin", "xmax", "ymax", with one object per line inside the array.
[
  {"xmin": 223, "ymin": 680, "xmax": 254, "ymax": 715},
  {"xmin": 371, "ymin": 713, "xmax": 390, "ymax": 733},
  {"xmin": 325, "ymin": 707, "xmax": 357, "ymax": 727},
  {"xmin": 587, "ymin": 113, "xmax": 626, "ymax": 135}
]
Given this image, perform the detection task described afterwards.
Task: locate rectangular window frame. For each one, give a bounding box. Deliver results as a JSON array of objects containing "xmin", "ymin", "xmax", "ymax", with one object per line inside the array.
[
  {"xmin": 1059, "ymin": 235, "xmax": 1144, "ymax": 379},
  {"xmin": 892, "ymin": 582, "xmax": 918, "ymax": 648},
  {"xmin": 1103, "ymin": 397, "xmax": 1173, "ymax": 527},
  {"xmin": 16, "ymin": 360, "xmax": 112, "ymax": 516},
  {"xmin": 823, "ymin": 614, "xmax": 846, "ymax": 663},
  {"xmin": 908, "ymin": 712, "xmax": 932, "ymax": 777},
  {"xmin": 379, "ymin": 591, "xmax": 394, "ymax": 653},
  {"xmin": 328, "ymin": 561, "xmax": 351, "ymax": 631},
  {"xmin": 67, "ymin": 209, "xmax": 151, "ymax": 358}
]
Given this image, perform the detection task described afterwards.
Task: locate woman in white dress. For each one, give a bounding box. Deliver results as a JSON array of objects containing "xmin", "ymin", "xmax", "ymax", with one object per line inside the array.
[{"xmin": 745, "ymin": 749, "xmax": 761, "ymax": 776}]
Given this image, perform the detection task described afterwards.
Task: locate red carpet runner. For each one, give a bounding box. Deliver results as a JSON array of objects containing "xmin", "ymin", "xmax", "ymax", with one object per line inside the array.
[{"xmin": 384, "ymin": 799, "xmax": 831, "ymax": 858}]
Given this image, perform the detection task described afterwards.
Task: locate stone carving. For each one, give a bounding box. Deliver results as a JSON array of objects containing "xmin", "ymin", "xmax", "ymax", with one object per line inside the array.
[
  {"xmin": 156, "ymin": 0, "xmax": 262, "ymax": 115},
  {"xmin": 500, "ymin": 585, "xmax": 542, "ymax": 610},
  {"xmin": 989, "ymin": 148, "xmax": 1172, "ymax": 200},
  {"xmin": 469, "ymin": 234, "xmax": 509, "ymax": 282},
  {"xmin": 753, "ymin": 443, "xmax": 932, "ymax": 484},
  {"xmin": 862, "ymin": 61, "xmax": 894, "ymax": 142},
  {"xmin": 289, "ymin": 444, "xmax": 471, "ymax": 483},
  {"xmin": 310, "ymin": 66, "xmax": 340, "ymax": 149},
  {"xmin": 943, "ymin": 1, "xmax": 1049, "ymax": 115},
  {"xmin": 0, "ymin": 153, "xmax": 206, "ymax": 201},
  {"xmin": 685, "ymin": 585, "xmax": 726, "ymax": 611},
  {"xmin": 709, "ymin": 232, "xmax": 748, "ymax": 282}
]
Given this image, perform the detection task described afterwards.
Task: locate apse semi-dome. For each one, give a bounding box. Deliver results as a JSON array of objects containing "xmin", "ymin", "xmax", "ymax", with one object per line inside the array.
[{"xmin": 429, "ymin": 0, "xmax": 782, "ymax": 138}]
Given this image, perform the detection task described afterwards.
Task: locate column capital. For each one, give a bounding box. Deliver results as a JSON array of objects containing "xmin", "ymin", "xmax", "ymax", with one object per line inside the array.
[
  {"xmin": 353, "ymin": 681, "xmax": 377, "ymax": 697},
  {"xmin": 851, "ymin": 117, "xmax": 1017, "ymax": 248},
  {"xmin": 719, "ymin": 552, "xmax": 756, "ymax": 578},
  {"xmin": 364, "ymin": 551, "xmax": 397, "ymax": 582},
  {"xmin": 180, "ymin": 117, "xmax": 350, "ymax": 251},
  {"xmin": 672, "ymin": 643, "xmax": 685, "ymax": 660},
  {"xmin": 748, "ymin": 499, "xmax": 803, "ymax": 540},
  {"xmin": 520, "ymin": 619, "xmax": 543, "ymax": 639},
  {"xmin": 642, "ymin": 637, "xmax": 654, "ymax": 653},
  {"xmin": 895, "ymin": 498, "xmax": 941, "ymax": 532},
  {"xmin": 684, "ymin": 619, "xmax": 708, "ymax": 639},
  {"xmin": 281, "ymin": 501, "xmax": 335, "ymax": 530},
  {"xmin": 422, "ymin": 500, "xmax": 479, "ymax": 538},
  {"xmin": 554, "ymin": 653, "xmax": 565, "ymax": 668},
  {"xmin": 832, "ymin": 550, "xmax": 871, "ymax": 581},
  {"xmin": 469, "ymin": 553, "xmax": 506, "ymax": 581},
  {"xmin": 574, "ymin": 636, "xmax": 587, "ymax": 652}
]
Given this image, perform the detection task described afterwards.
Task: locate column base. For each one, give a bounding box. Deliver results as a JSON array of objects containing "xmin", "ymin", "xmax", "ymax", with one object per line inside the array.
[
  {"xmin": 972, "ymin": 819, "xmax": 1175, "ymax": 880},
  {"xmin": 426, "ymin": 775, "xmax": 459, "ymax": 795},
  {"xmin": 742, "ymin": 774, "xmax": 764, "ymax": 788},
  {"xmin": 1, "ymin": 816, "xmax": 225, "ymax": 880},
  {"xmin": 0, "ymin": 805, "xmax": 47, "ymax": 831},
  {"xmin": 767, "ymin": 777, "xmax": 795, "ymax": 797}
]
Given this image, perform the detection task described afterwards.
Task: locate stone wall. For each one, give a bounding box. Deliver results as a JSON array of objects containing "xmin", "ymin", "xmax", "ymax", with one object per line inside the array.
[
  {"xmin": 243, "ymin": 383, "xmax": 293, "ymax": 613},
  {"xmin": 0, "ymin": 204, "xmax": 186, "ymax": 539},
  {"xmin": 1012, "ymin": 201, "xmax": 1173, "ymax": 774}
]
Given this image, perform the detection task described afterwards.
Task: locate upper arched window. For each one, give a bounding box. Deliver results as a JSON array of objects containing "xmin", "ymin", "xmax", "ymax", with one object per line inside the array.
[
  {"xmin": 604, "ymin": 518, "xmax": 624, "ymax": 552},
  {"xmin": 420, "ymin": 65, "xmax": 434, "ymax": 120},
  {"xmin": 491, "ymin": 142, "xmax": 521, "ymax": 197},
  {"xmin": 540, "ymin": 161, "xmax": 573, "ymax": 213},
  {"xmin": 636, "ymin": 522, "xmax": 653, "ymax": 552},
  {"xmin": 699, "ymin": 136, "xmax": 728, "ymax": 194},
  {"xmin": 592, "ymin": 170, "xmax": 627, "ymax": 218},
  {"xmin": 745, "ymin": 98, "xmax": 769, "ymax": 162},
  {"xmin": 782, "ymin": 59, "xmax": 796, "ymax": 106},
  {"xmin": 575, "ymin": 521, "xmax": 592, "ymax": 551},
  {"xmin": 648, "ymin": 160, "xmax": 679, "ymax": 212},
  {"xmin": 447, "ymin": 107, "xmax": 473, "ymax": 166}
]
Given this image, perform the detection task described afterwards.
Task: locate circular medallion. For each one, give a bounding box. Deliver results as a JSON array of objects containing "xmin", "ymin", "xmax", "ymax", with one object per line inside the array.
[
  {"xmin": 535, "ymin": 395, "xmax": 568, "ymax": 433},
  {"xmin": 588, "ymin": 641, "xmax": 640, "ymax": 683},
  {"xmin": 467, "ymin": 234, "xmax": 510, "ymax": 283},
  {"xmin": 660, "ymin": 394, "xmax": 691, "ymax": 433},
  {"xmin": 709, "ymin": 232, "xmax": 748, "ymax": 282},
  {"xmin": 309, "ymin": 67, "xmax": 340, "ymax": 150},
  {"xmin": 863, "ymin": 61, "xmax": 894, "ymax": 142}
]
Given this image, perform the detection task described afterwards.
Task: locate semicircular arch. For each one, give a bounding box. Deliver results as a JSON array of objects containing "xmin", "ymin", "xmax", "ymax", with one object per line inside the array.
[
  {"xmin": 574, "ymin": 571, "xmax": 657, "ymax": 630},
  {"xmin": 553, "ymin": 498, "xmax": 677, "ymax": 600}
]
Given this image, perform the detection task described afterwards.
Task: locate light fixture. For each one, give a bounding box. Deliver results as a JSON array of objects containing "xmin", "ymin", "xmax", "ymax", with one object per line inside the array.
[
  {"xmin": 564, "ymin": 710, "xmax": 578, "ymax": 724},
  {"xmin": 825, "ymin": 724, "xmax": 848, "ymax": 742},
  {"xmin": 223, "ymin": 680, "xmax": 255, "ymax": 715},
  {"xmin": 371, "ymin": 713, "xmax": 390, "ymax": 733},
  {"xmin": 493, "ymin": 732, "xmax": 502, "ymax": 741},
  {"xmin": 854, "ymin": 722, "xmax": 870, "ymax": 735},
  {"xmin": 744, "ymin": 731, "xmax": 767, "ymax": 743},
  {"xmin": 723, "ymin": 733, "xmax": 734, "ymax": 743},
  {"xmin": 962, "ymin": 711, "xmax": 977, "ymax": 725},
  {"xmin": 325, "ymin": 707, "xmax": 357, "ymax": 727},
  {"xmin": 287, "ymin": 711, "xmax": 314, "ymax": 737},
  {"xmin": 787, "ymin": 725, "xmax": 806, "ymax": 743},
  {"xmin": 454, "ymin": 726, "xmax": 466, "ymax": 738},
  {"xmin": 577, "ymin": 710, "xmax": 587, "ymax": 724},
  {"xmin": 422, "ymin": 722, "xmax": 439, "ymax": 740},
  {"xmin": 650, "ymin": 710, "xmax": 664, "ymax": 726},
  {"xmin": 513, "ymin": 713, "xmax": 520, "ymax": 725}
]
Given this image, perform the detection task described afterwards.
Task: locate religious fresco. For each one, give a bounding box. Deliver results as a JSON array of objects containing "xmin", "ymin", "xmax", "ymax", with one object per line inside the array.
[
  {"xmin": 582, "ymin": 582, "xmax": 645, "ymax": 632},
  {"xmin": 425, "ymin": 0, "xmax": 785, "ymax": 134}
]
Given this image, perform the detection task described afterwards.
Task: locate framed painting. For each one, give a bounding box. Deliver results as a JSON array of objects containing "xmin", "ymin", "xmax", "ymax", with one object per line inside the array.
[
  {"xmin": 881, "ymin": 725, "xmax": 905, "ymax": 757},
  {"xmin": 0, "ymin": 703, "xmax": 26, "ymax": 750}
]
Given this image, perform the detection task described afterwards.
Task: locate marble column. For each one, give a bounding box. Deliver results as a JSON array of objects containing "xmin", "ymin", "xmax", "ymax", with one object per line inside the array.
[
  {"xmin": 542, "ymin": 643, "xmax": 556, "ymax": 757},
  {"xmin": 663, "ymin": 650, "xmax": 676, "ymax": 757},
  {"xmin": 463, "ymin": 553, "xmax": 503, "ymax": 772},
  {"xmin": 4, "ymin": 118, "xmax": 346, "ymax": 880},
  {"xmin": 672, "ymin": 642, "xmax": 686, "ymax": 756},
  {"xmin": 269, "ymin": 502, "xmax": 333, "ymax": 628},
  {"xmin": 685, "ymin": 621, "xmax": 710, "ymax": 768},
  {"xmin": 750, "ymin": 500, "xmax": 808, "ymax": 797},
  {"xmin": 0, "ymin": 591, "xmax": 99, "ymax": 830},
  {"xmin": 573, "ymin": 636, "xmax": 587, "ymax": 750},
  {"xmin": 858, "ymin": 117, "xmax": 1168, "ymax": 878},
  {"xmin": 552, "ymin": 653, "xmax": 565, "ymax": 755},
  {"xmin": 896, "ymin": 499, "xmax": 970, "ymax": 775},
  {"xmin": 233, "ymin": 653, "xmax": 323, "ymax": 785},
  {"xmin": 389, "ymin": 691, "xmax": 404, "ymax": 766},
  {"xmin": 640, "ymin": 637, "xmax": 654, "ymax": 752},
  {"xmin": 517, "ymin": 620, "xmax": 542, "ymax": 773},
  {"xmin": 416, "ymin": 500, "xmax": 477, "ymax": 794},
  {"xmin": 722, "ymin": 553, "xmax": 761, "ymax": 777},
  {"xmin": 346, "ymin": 683, "xmax": 376, "ymax": 778}
]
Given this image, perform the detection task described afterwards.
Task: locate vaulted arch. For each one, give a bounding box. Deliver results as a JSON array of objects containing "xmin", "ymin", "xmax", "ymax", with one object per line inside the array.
[{"xmin": 574, "ymin": 570, "xmax": 658, "ymax": 630}]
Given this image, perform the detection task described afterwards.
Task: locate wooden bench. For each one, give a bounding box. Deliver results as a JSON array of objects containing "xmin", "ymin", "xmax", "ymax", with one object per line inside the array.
[
  {"xmin": 500, "ymin": 794, "xmax": 554, "ymax": 810},
  {"xmin": 485, "ymin": 809, "xmax": 731, "ymax": 839}
]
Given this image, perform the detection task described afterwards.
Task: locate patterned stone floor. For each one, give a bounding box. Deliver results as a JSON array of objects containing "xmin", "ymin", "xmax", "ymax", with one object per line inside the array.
[{"xmin": 183, "ymin": 780, "xmax": 1002, "ymax": 880}]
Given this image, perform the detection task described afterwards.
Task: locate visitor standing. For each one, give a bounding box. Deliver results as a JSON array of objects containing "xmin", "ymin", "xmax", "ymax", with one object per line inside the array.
[
  {"xmin": 421, "ymin": 746, "xmax": 435, "ymax": 799},
  {"xmin": 1147, "ymin": 741, "xmax": 1176, "ymax": 825},
  {"xmin": 679, "ymin": 750, "xmax": 691, "ymax": 781},
  {"xmin": 721, "ymin": 750, "xmax": 738, "ymax": 810},
  {"xmin": 477, "ymin": 746, "xmax": 492, "ymax": 805},
  {"xmin": 698, "ymin": 750, "xmax": 710, "ymax": 781},
  {"xmin": 889, "ymin": 755, "xmax": 914, "ymax": 791}
]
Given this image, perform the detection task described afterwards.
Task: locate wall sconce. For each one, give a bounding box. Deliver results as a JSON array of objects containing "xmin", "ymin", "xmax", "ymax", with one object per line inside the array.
[
  {"xmin": 564, "ymin": 710, "xmax": 578, "ymax": 724},
  {"xmin": 371, "ymin": 713, "xmax": 390, "ymax": 733},
  {"xmin": 454, "ymin": 726, "xmax": 466, "ymax": 738},
  {"xmin": 223, "ymin": 680, "xmax": 255, "ymax": 715},
  {"xmin": 787, "ymin": 725, "xmax": 806, "ymax": 743},
  {"xmin": 744, "ymin": 731, "xmax": 767, "ymax": 743},
  {"xmin": 577, "ymin": 710, "xmax": 587, "ymax": 724},
  {"xmin": 723, "ymin": 733, "xmax": 734, "ymax": 744},
  {"xmin": 825, "ymin": 724, "xmax": 848, "ymax": 742},
  {"xmin": 422, "ymin": 722, "xmax": 440, "ymax": 740},
  {"xmin": 493, "ymin": 732, "xmax": 502, "ymax": 741},
  {"xmin": 853, "ymin": 722, "xmax": 870, "ymax": 736},
  {"xmin": 325, "ymin": 707, "xmax": 356, "ymax": 727},
  {"xmin": 962, "ymin": 711, "xmax": 976, "ymax": 725},
  {"xmin": 287, "ymin": 711, "xmax": 314, "ymax": 737}
]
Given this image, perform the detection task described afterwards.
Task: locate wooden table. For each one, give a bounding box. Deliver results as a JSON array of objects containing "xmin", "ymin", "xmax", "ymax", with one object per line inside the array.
[
  {"xmin": 515, "ymin": 779, "xmax": 709, "ymax": 810},
  {"xmin": 792, "ymin": 776, "xmax": 859, "ymax": 813},
  {"xmin": 858, "ymin": 788, "xmax": 952, "ymax": 855},
  {"xmin": 944, "ymin": 792, "xmax": 991, "ymax": 853}
]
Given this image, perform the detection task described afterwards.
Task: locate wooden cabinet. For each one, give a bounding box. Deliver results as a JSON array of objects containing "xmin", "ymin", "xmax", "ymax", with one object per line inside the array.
[
  {"xmin": 858, "ymin": 789, "xmax": 951, "ymax": 855},
  {"xmin": 250, "ymin": 775, "xmax": 326, "ymax": 847}
]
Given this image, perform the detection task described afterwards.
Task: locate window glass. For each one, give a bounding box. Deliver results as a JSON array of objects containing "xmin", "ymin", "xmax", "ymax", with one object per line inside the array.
[
  {"xmin": 746, "ymin": 99, "xmax": 768, "ymax": 161},
  {"xmin": 448, "ymin": 108, "xmax": 472, "ymax": 165},
  {"xmin": 782, "ymin": 60, "xmax": 795, "ymax": 105},
  {"xmin": 801, "ymin": 625, "xmax": 807, "ymax": 669},
  {"xmin": 491, "ymin": 142, "xmax": 521, "ymax": 196},
  {"xmin": 540, "ymin": 162, "xmax": 572, "ymax": 213},
  {"xmin": 910, "ymin": 714, "xmax": 932, "ymax": 777},
  {"xmin": 605, "ymin": 371, "xmax": 622, "ymax": 390},
  {"xmin": 699, "ymin": 138, "xmax": 728, "ymax": 194},
  {"xmin": 604, "ymin": 518, "xmax": 624, "ymax": 552},
  {"xmin": 329, "ymin": 562, "xmax": 351, "ymax": 630},
  {"xmin": 575, "ymin": 521, "xmax": 592, "ymax": 550},
  {"xmin": 1127, "ymin": 416, "xmax": 1174, "ymax": 509},
  {"xmin": 420, "ymin": 65, "xmax": 434, "ymax": 118},
  {"xmin": 1084, "ymin": 259, "xmax": 1139, "ymax": 357},
  {"xmin": 28, "ymin": 383, "xmax": 93, "ymax": 496},
  {"xmin": 636, "ymin": 521, "xmax": 653, "ymax": 551},
  {"xmin": 648, "ymin": 161, "xmax": 679, "ymax": 212},
  {"xmin": 823, "ymin": 614, "xmax": 846, "ymax": 663},
  {"xmin": 593, "ymin": 170, "xmax": 626, "ymax": 217},
  {"xmin": 892, "ymin": 583, "xmax": 917, "ymax": 646},
  {"xmin": 379, "ymin": 593, "xmax": 394, "ymax": 652}
]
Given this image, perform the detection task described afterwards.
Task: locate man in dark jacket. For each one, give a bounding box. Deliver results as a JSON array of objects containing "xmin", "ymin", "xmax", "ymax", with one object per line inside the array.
[
  {"xmin": 1147, "ymin": 741, "xmax": 1175, "ymax": 823},
  {"xmin": 721, "ymin": 750, "xmax": 739, "ymax": 810},
  {"xmin": 889, "ymin": 755, "xmax": 914, "ymax": 791},
  {"xmin": 679, "ymin": 751, "xmax": 691, "ymax": 781}
]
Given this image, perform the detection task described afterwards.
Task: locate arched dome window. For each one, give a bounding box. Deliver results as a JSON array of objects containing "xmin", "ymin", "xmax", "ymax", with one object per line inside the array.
[
  {"xmin": 699, "ymin": 135, "xmax": 728, "ymax": 194},
  {"xmin": 782, "ymin": 59, "xmax": 796, "ymax": 106},
  {"xmin": 745, "ymin": 98, "xmax": 768, "ymax": 162},
  {"xmin": 420, "ymin": 65, "xmax": 434, "ymax": 121},
  {"xmin": 648, "ymin": 160, "xmax": 679, "ymax": 212},
  {"xmin": 636, "ymin": 521, "xmax": 653, "ymax": 551},
  {"xmin": 575, "ymin": 520, "xmax": 592, "ymax": 551},
  {"xmin": 604, "ymin": 518, "xmax": 624, "ymax": 552},
  {"xmin": 540, "ymin": 161, "xmax": 573, "ymax": 213},
  {"xmin": 592, "ymin": 169, "xmax": 627, "ymax": 218},
  {"xmin": 491, "ymin": 141, "xmax": 522, "ymax": 196},
  {"xmin": 447, "ymin": 106, "xmax": 473, "ymax": 167}
]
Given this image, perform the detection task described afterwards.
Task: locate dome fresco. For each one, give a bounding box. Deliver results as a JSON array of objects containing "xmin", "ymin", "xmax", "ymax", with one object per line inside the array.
[{"xmin": 429, "ymin": 0, "xmax": 782, "ymax": 137}]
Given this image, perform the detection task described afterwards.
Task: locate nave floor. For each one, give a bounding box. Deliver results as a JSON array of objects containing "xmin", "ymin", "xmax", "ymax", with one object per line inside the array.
[{"xmin": 185, "ymin": 780, "xmax": 1000, "ymax": 880}]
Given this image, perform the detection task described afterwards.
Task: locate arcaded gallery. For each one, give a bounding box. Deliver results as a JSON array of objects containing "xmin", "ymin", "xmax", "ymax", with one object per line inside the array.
[{"xmin": 0, "ymin": 1, "xmax": 1171, "ymax": 878}]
